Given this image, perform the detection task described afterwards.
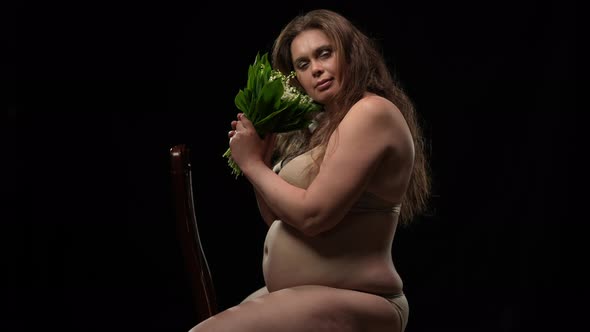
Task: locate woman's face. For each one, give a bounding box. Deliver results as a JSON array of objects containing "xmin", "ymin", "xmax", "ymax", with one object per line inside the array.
[{"xmin": 290, "ymin": 29, "xmax": 341, "ymax": 106}]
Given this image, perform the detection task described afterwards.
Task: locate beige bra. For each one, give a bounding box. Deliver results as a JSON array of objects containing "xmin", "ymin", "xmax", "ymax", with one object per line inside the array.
[{"xmin": 275, "ymin": 147, "xmax": 401, "ymax": 214}]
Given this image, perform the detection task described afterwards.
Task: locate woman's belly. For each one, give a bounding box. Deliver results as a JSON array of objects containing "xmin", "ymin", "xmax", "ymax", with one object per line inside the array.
[{"xmin": 262, "ymin": 214, "xmax": 404, "ymax": 294}]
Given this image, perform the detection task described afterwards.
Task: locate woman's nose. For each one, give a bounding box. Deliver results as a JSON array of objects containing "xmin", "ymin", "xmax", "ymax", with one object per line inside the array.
[{"xmin": 311, "ymin": 61, "xmax": 323, "ymax": 77}]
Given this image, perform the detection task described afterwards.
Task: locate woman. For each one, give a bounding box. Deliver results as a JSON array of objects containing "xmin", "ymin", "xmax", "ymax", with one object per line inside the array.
[{"xmin": 191, "ymin": 8, "xmax": 430, "ymax": 332}]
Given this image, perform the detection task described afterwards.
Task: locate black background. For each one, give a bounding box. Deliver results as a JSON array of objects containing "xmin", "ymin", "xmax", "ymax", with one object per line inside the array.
[{"xmin": 14, "ymin": 0, "xmax": 579, "ymax": 331}]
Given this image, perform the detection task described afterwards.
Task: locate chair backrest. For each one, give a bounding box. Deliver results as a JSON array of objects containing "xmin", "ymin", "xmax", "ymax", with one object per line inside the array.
[{"xmin": 170, "ymin": 144, "xmax": 218, "ymax": 323}]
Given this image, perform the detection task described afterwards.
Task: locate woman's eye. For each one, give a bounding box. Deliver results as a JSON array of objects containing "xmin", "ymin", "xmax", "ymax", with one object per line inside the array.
[
  {"xmin": 297, "ymin": 62, "xmax": 308, "ymax": 69},
  {"xmin": 320, "ymin": 50, "xmax": 331, "ymax": 58}
]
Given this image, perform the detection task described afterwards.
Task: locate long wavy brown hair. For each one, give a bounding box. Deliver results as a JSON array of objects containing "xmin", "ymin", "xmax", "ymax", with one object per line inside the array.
[{"xmin": 271, "ymin": 9, "xmax": 431, "ymax": 225}]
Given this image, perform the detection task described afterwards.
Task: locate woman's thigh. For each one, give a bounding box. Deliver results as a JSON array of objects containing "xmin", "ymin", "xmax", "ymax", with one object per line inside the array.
[
  {"xmin": 240, "ymin": 286, "xmax": 269, "ymax": 303},
  {"xmin": 189, "ymin": 285, "xmax": 402, "ymax": 332}
]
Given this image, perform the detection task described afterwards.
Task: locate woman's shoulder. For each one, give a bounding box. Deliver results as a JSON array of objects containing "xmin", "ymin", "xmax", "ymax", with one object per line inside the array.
[
  {"xmin": 346, "ymin": 93, "xmax": 402, "ymax": 126},
  {"xmin": 344, "ymin": 94, "xmax": 413, "ymax": 149}
]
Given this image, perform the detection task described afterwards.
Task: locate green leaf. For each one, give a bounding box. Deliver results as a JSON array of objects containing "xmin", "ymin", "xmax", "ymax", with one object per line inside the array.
[
  {"xmin": 255, "ymin": 107, "xmax": 287, "ymax": 132},
  {"xmin": 234, "ymin": 90, "xmax": 249, "ymax": 113},
  {"xmin": 254, "ymin": 79, "xmax": 283, "ymax": 120}
]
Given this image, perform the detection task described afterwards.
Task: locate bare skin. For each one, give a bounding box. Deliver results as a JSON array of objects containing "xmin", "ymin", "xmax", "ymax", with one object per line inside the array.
[{"xmin": 190, "ymin": 29, "xmax": 414, "ymax": 332}]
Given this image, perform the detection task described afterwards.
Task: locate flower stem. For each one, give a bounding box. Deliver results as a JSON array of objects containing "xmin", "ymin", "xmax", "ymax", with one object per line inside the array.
[{"xmin": 222, "ymin": 147, "xmax": 242, "ymax": 178}]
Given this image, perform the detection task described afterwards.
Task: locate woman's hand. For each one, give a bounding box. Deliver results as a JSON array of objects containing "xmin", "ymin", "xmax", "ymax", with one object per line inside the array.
[{"xmin": 228, "ymin": 113, "xmax": 276, "ymax": 172}]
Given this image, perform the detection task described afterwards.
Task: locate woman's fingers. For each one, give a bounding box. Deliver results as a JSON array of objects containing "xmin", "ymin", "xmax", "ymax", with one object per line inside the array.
[
  {"xmin": 229, "ymin": 113, "xmax": 252, "ymax": 140},
  {"xmin": 237, "ymin": 113, "xmax": 253, "ymax": 127},
  {"xmin": 235, "ymin": 119, "xmax": 246, "ymax": 132}
]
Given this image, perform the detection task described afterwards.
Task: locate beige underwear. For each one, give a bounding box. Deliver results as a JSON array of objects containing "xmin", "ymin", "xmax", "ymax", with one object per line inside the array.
[{"xmin": 382, "ymin": 292, "xmax": 409, "ymax": 331}]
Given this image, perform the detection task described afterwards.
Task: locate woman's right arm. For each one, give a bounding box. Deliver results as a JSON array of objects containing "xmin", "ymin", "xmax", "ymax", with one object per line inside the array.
[{"xmin": 254, "ymin": 187, "xmax": 277, "ymax": 227}]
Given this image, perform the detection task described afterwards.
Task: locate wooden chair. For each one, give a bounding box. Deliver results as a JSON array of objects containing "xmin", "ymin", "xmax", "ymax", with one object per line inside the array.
[{"xmin": 170, "ymin": 144, "xmax": 218, "ymax": 323}]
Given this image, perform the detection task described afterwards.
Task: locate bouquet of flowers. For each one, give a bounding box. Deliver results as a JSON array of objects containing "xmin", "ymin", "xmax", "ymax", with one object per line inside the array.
[{"xmin": 223, "ymin": 52, "xmax": 322, "ymax": 177}]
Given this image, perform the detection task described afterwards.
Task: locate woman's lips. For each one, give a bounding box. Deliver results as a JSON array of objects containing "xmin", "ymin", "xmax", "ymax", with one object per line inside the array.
[{"xmin": 316, "ymin": 79, "xmax": 333, "ymax": 91}]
